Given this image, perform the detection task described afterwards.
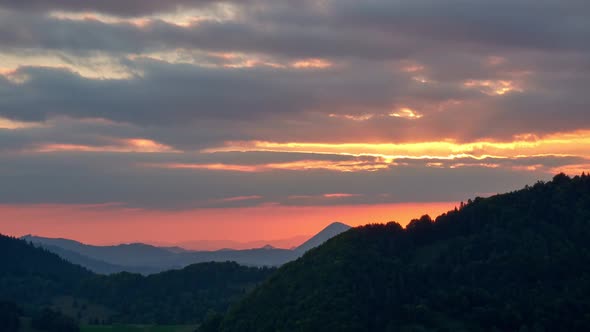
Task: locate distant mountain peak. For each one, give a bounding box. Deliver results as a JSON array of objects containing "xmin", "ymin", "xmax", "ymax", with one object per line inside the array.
[
  {"xmin": 295, "ymin": 222, "xmax": 351, "ymax": 253},
  {"xmin": 324, "ymin": 221, "xmax": 350, "ymax": 229}
]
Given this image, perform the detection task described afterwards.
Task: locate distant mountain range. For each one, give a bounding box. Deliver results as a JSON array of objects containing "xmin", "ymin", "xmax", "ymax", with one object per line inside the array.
[
  {"xmin": 153, "ymin": 235, "xmax": 311, "ymax": 251},
  {"xmin": 21, "ymin": 222, "xmax": 351, "ymax": 274}
]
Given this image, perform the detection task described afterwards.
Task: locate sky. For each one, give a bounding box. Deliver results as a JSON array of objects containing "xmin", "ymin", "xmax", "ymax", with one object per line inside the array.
[{"xmin": 1, "ymin": 0, "xmax": 589, "ymax": 247}]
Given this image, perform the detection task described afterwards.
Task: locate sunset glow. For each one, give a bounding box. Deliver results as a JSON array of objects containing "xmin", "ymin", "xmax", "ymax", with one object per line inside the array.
[
  {"xmin": 0, "ymin": 0, "xmax": 588, "ymax": 246},
  {"xmin": 203, "ymin": 130, "xmax": 590, "ymax": 162},
  {"xmin": 0, "ymin": 202, "xmax": 457, "ymax": 247}
]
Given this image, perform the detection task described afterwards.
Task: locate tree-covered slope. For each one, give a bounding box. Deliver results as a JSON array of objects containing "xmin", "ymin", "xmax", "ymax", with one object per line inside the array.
[
  {"xmin": 0, "ymin": 235, "xmax": 93, "ymax": 305},
  {"xmin": 219, "ymin": 173, "xmax": 590, "ymax": 332},
  {"xmin": 78, "ymin": 262, "xmax": 274, "ymax": 324},
  {"xmin": 0, "ymin": 235, "xmax": 274, "ymax": 325}
]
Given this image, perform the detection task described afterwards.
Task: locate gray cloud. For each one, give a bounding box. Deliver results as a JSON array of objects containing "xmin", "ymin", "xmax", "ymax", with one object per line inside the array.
[
  {"xmin": 0, "ymin": 0, "xmax": 242, "ymax": 17},
  {"xmin": 0, "ymin": 148, "xmax": 568, "ymax": 209},
  {"xmin": 2, "ymin": 0, "xmax": 589, "ymax": 59},
  {"xmin": 0, "ymin": 59, "xmax": 410, "ymax": 124},
  {"xmin": 2, "ymin": 54, "xmax": 589, "ymax": 145}
]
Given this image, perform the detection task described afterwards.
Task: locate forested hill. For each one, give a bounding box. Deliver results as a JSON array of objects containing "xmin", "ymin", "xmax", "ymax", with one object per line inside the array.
[
  {"xmin": 0, "ymin": 234, "xmax": 93, "ymax": 305},
  {"xmin": 79, "ymin": 262, "xmax": 275, "ymax": 323},
  {"xmin": 217, "ymin": 173, "xmax": 590, "ymax": 332},
  {"xmin": 0, "ymin": 234, "xmax": 275, "ymax": 324}
]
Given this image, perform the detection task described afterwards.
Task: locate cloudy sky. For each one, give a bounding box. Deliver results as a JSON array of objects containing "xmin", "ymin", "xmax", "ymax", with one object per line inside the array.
[{"xmin": 1, "ymin": 0, "xmax": 589, "ymax": 246}]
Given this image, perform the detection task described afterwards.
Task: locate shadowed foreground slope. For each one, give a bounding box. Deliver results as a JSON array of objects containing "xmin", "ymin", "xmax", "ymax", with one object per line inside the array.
[{"xmin": 218, "ymin": 173, "xmax": 590, "ymax": 332}]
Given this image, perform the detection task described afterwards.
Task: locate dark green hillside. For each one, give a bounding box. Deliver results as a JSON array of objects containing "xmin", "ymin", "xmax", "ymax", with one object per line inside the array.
[
  {"xmin": 0, "ymin": 235, "xmax": 274, "ymax": 325},
  {"xmin": 219, "ymin": 173, "xmax": 590, "ymax": 332},
  {"xmin": 0, "ymin": 235, "xmax": 92, "ymax": 306},
  {"xmin": 79, "ymin": 262, "xmax": 274, "ymax": 324}
]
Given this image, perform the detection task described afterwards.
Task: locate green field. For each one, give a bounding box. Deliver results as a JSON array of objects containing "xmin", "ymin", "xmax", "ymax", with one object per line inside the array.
[{"xmin": 81, "ymin": 325, "xmax": 197, "ymax": 332}]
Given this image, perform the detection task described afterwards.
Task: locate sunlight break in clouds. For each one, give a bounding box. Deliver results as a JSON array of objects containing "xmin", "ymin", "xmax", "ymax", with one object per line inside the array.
[
  {"xmin": 389, "ymin": 108, "xmax": 423, "ymax": 119},
  {"xmin": 464, "ymin": 79, "xmax": 523, "ymax": 96},
  {"xmin": 203, "ymin": 130, "xmax": 590, "ymax": 161},
  {"xmin": 147, "ymin": 159, "xmax": 390, "ymax": 172}
]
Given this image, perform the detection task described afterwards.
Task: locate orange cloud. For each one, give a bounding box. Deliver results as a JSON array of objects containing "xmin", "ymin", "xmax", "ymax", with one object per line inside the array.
[
  {"xmin": 153, "ymin": 163, "xmax": 260, "ymax": 172},
  {"xmin": 148, "ymin": 159, "xmax": 390, "ymax": 172},
  {"xmin": 291, "ymin": 58, "xmax": 332, "ymax": 69},
  {"xmin": 322, "ymin": 193, "xmax": 361, "ymax": 198},
  {"xmin": 34, "ymin": 138, "xmax": 178, "ymax": 153},
  {"xmin": 191, "ymin": 130, "xmax": 590, "ymax": 176},
  {"xmin": 202, "ymin": 130, "xmax": 590, "ymax": 161},
  {"xmin": 0, "ymin": 68, "xmax": 15, "ymax": 76},
  {"xmin": 389, "ymin": 107, "xmax": 423, "ymax": 119},
  {"xmin": 264, "ymin": 160, "xmax": 387, "ymax": 172},
  {"xmin": 464, "ymin": 79, "xmax": 523, "ymax": 95}
]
